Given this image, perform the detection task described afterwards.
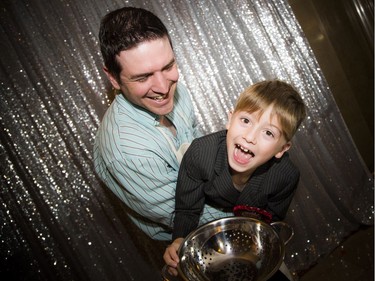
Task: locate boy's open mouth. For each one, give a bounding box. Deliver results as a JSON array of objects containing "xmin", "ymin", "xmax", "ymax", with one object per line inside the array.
[{"xmin": 235, "ymin": 144, "xmax": 255, "ymax": 157}]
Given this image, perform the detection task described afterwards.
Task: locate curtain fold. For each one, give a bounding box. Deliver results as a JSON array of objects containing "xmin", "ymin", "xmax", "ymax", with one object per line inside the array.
[{"xmin": 0, "ymin": 0, "xmax": 372, "ymax": 280}]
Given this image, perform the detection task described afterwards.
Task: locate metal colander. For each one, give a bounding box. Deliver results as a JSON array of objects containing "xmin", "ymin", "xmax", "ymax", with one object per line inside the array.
[{"xmin": 177, "ymin": 217, "xmax": 292, "ymax": 281}]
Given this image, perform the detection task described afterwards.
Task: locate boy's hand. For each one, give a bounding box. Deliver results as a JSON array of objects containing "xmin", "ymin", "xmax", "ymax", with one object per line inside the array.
[{"xmin": 163, "ymin": 238, "xmax": 184, "ymax": 275}]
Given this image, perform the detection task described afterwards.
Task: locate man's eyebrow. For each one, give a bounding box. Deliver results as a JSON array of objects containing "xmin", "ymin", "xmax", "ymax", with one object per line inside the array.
[{"xmin": 128, "ymin": 58, "xmax": 176, "ymax": 81}]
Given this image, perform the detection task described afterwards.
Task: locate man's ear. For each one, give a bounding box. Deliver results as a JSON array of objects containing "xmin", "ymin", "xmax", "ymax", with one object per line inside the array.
[
  {"xmin": 226, "ymin": 111, "xmax": 233, "ymax": 130},
  {"xmin": 275, "ymin": 142, "xmax": 291, "ymax": 159},
  {"xmin": 103, "ymin": 67, "xmax": 121, "ymax": 90}
]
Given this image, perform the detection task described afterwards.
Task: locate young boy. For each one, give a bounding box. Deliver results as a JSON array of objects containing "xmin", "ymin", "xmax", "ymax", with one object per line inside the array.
[{"xmin": 163, "ymin": 80, "xmax": 307, "ymax": 277}]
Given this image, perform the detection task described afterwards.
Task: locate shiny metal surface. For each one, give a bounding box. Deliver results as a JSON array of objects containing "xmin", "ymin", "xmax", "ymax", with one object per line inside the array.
[{"xmin": 178, "ymin": 217, "xmax": 290, "ymax": 281}]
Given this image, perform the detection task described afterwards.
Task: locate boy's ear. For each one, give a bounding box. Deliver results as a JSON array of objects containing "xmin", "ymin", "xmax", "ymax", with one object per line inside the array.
[
  {"xmin": 275, "ymin": 142, "xmax": 291, "ymax": 159},
  {"xmin": 103, "ymin": 67, "xmax": 121, "ymax": 90},
  {"xmin": 226, "ymin": 111, "xmax": 233, "ymax": 130}
]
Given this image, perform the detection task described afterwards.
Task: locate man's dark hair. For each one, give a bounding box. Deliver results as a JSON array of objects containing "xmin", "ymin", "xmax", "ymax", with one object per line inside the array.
[{"xmin": 99, "ymin": 7, "xmax": 172, "ymax": 82}]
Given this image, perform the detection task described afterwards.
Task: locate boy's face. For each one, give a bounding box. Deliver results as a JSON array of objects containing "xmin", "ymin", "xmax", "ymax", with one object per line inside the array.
[
  {"xmin": 226, "ymin": 106, "xmax": 291, "ymax": 175},
  {"xmin": 104, "ymin": 36, "xmax": 179, "ymax": 116}
]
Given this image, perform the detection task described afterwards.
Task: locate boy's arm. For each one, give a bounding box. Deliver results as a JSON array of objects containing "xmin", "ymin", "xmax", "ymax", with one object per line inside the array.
[
  {"xmin": 267, "ymin": 174, "xmax": 299, "ymax": 221},
  {"xmin": 172, "ymin": 141, "xmax": 205, "ymax": 239}
]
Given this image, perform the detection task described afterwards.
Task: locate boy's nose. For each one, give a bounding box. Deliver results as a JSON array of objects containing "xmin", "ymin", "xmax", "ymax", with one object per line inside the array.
[{"xmin": 244, "ymin": 129, "xmax": 257, "ymax": 144}]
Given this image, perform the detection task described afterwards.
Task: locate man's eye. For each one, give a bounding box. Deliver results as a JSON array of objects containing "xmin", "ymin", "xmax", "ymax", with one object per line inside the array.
[
  {"xmin": 164, "ymin": 64, "xmax": 174, "ymax": 71},
  {"xmin": 163, "ymin": 61, "xmax": 176, "ymax": 71},
  {"xmin": 135, "ymin": 76, "xmax": 149, "ymax": 82}
]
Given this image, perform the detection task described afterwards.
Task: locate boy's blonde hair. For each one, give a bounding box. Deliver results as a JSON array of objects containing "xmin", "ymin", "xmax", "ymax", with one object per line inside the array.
[{"xmin": 234, "ymin": 80, "xmax": 306, "ymax": 141}]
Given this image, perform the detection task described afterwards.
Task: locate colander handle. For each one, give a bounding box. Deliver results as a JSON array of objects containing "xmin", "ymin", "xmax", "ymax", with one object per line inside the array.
[{"xmin": 270, "ymin": 221, "xmax": 294, "ymax": 245}]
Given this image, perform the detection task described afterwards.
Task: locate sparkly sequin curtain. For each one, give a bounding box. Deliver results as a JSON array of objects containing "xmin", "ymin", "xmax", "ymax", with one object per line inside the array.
[{"xmin": 0, "ymin": 0, "xmax": 373, "ymax": 280}]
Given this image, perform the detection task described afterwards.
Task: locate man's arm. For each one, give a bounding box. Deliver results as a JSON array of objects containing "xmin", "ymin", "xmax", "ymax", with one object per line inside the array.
[{"xmin": 106, "ymin": 154, "xmax": 178, "ymax": 228}]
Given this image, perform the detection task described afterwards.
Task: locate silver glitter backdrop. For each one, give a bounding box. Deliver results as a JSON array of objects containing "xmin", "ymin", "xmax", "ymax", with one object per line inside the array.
[{"xmin": 0, "ymin": 0, "xmax": 373, "ymax": 280}]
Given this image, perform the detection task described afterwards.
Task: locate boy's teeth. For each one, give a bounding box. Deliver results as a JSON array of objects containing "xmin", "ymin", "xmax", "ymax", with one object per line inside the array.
[
  {"xmin": 237, "ymin": 144, "xmax": 248, "ymax": 152},
  {"xmin": 153, "ymin": 96, "xmax": 164, "ymax": 100},
  {"xmin": 236, "ymin": 144, "xmax": 254, "ymax": 156}
]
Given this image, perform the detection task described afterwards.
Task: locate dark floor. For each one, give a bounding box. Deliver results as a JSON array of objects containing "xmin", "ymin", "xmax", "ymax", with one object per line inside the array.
[{"xmin": 299, "ymin": 226, "xmax": 374, "ymax": 281}]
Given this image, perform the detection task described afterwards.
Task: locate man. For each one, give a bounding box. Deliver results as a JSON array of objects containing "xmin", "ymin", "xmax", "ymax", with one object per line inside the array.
[{"xmin": 94, "ymin": 7, "xmax": 230, "ymax": 241}]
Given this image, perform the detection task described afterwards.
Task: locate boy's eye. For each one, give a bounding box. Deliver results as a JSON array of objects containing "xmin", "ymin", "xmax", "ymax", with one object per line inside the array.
[
  {"xmin": 265, "ymin": 130, "xmax": 275, "ymax": 137},
  {"xmin": 240, "ymin": 118, "xmax": 250, "ymax": 124}
]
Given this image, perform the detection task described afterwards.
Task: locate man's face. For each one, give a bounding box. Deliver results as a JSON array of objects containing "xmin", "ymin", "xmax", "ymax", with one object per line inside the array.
[
  {"xmin": 105, "ymin": 36, "xmax": 179, "ymax": 116},
  {"xmin": 226, "ymin": 106, "xmax": 291, "ymax": 176}
]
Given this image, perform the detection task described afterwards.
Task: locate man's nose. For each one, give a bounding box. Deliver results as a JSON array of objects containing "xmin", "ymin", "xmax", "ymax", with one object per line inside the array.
[{"xmin": 151, "ymin": 72, "xmax": 169, "ymax": 94}]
